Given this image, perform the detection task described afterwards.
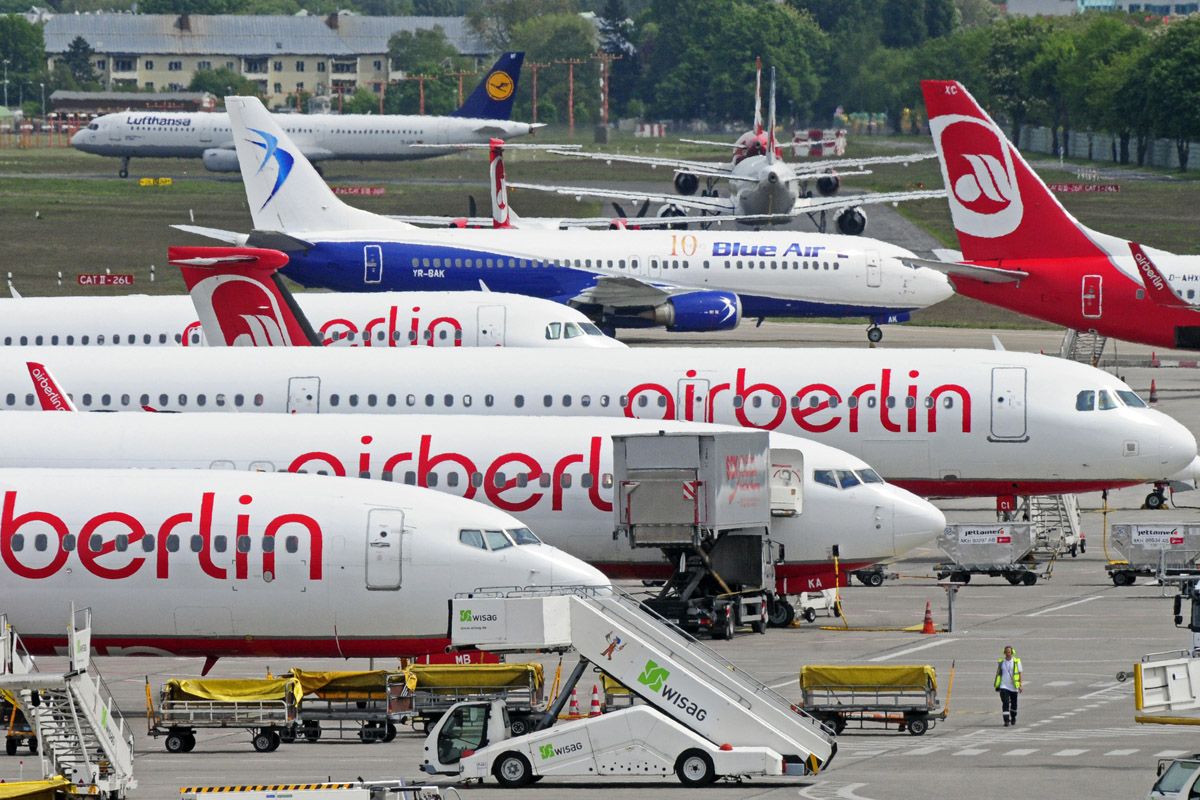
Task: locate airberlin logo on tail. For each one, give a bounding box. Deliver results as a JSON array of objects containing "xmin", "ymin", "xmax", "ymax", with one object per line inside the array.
[
  {"xmin": 190, "ymin": 274, "xmax": 295, "ymax": 346},
  {"xmin": 247, "ymin": 127, "xmax": 294, "ymax": 211},
  {"xmin": 929, "ymin": 114, "xmax": 1023, "ymax": 239}
]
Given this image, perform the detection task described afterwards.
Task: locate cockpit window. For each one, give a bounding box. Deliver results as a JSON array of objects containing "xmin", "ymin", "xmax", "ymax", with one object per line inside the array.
[
  {"xmin": 580, "ymin": 322, "xmax": 604, "ymax": 336},
  {"xmin": 813, "ymin": 470, "xmax": 839, "ymax": 488},
  {"xmin": 857, "ymin": 469, "xmax": 885, "ymax": 484},
  {"xmin": 1117, "ymin": 390, "xmax": 1148, "ymax": 408},
  {"xmin": 484, "ymin": 529, "xmax": 512, "ymax": 550},
  {"xmin": 836, "ymin": 470, "xmax": 861, "ymax": 488},
  {"xmin": 1097, "ymin": 390, "xmax": 1118, "ymax": 410},
  {"xmin": 545, "ymin": 322, "xmax": 561, "ymax": 340},
  {"xmin": 88, "ymin": 122, "xmax": 99, "ymax": 130},
  {"xmin": 564, "ymin": 322, "xmax": 583, "ymax": 339},
  {"xmin": 508, "ymin": 527, "xmax": 541, "ymax": 545},
  {"xmin": 458, "ymin": 529, "xmax": 486, "ymax": 550},
  {"xmin": 1075, "ymin": 390, "xmax": 1095, "ymax": 411}
]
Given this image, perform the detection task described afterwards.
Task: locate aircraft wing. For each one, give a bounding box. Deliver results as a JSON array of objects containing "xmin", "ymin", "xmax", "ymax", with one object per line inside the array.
[
  {"xmin": 791, "ymin": 152, "xmax": 938, "ymax": 176},
  {"xmin": 788, "ymin": 188, "xmax": 948, "ymax": 216},
  {"xmin": 548, "ymin": 149, "xmax": 734, "ymax": 177},
  {"xmin": 507, "ymin": 181, "xmax": 736, "ymax": 215},
  {"xmin": 567, "ymin": 275, "xmax": 685, "ymax": 307},
  {"xmin": 902, "ymin": 258, "xmax": 1028, "ymax": 284}
]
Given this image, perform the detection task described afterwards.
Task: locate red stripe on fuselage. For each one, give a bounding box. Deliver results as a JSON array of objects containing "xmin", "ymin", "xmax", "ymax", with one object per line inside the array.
[
  {"xmin": 893, "ymin": 476, "xmax": 1142, "ymax": 498},
  {"xmin": 21, "ymin": 634, "xmax": 452, "ymax": 659}
]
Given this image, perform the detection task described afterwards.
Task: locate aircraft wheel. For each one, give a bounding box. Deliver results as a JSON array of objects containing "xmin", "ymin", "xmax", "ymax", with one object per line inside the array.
[
  {"xmin": 865, "ymin": 571, "xmax": 885, "ymax": 588},
  {"xmin": 1146, "ymin": 491, "xmax": 1167, "ymax": 510},
  {"xmin": 867, "ymin": 326, "xmax": 883, "ymax": 343},
  {"xmin": 675, "ymin": 749, "xmax": 717, "ymax": 786},
  {"xmin": 493, "ymin": 752, "xmax": 534, "ymax": 788},
  {"xmin": 118, "ymin": 168, "xmax": 128, "ymax": 179},
  {"xmin": 768, "ymin": 598, "xmax": 795, "ymax": 628}
]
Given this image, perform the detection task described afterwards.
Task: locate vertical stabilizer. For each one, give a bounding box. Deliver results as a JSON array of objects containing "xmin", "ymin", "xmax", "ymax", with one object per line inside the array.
[
  {"xmin": 489, "ymin": 138, "xmax": 517, "ymax": 228},
  {"xmin": 451, "ymin": 52, "xmax": 525, "ymax": 120},
  {"xmin": 765, "ymin": 66, "xmax": 777, "ymax": 166},
  {"xmin": 753, "ymin": 56, "xmax": 763, "ymax": 135}
]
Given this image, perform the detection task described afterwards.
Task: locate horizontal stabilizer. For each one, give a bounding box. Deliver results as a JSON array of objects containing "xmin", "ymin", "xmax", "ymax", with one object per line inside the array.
[
  {"xmin": 903, "ymin": 258, "xmax": 1027, "ymax": 284},
  {"xmin": 171, "ymin": 224, "xmax": 249, "ymax": 245},
  {"xmin": 1131, "ymin": 242, "xmax": 1195, "ymax": 310},
  {"xmin": 244, "ymin": 230, "xmax": 315, "ymax": 252}
]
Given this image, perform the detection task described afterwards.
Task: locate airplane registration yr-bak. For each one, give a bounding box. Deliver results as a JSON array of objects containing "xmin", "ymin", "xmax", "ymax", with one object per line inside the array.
[{"xmin": 0, "ymin": 468, "xmax": 607, "ymax": 660}]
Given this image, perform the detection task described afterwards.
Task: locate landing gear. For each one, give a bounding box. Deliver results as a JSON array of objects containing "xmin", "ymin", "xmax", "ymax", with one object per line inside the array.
[
  {"xmin": 866, "ymin": 325, "xmax": 883, "ymax": 344},
  {"xmin": 1145, "ymin": 486, "xmax": 1168, "ymax": 510},
  {"xmin": 118, "ymin": 157, "xmax": 130, "ymax": 179}
]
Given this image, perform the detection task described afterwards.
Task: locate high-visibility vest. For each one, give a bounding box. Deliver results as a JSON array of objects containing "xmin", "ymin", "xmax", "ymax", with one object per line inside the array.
[{"xmin": 995, "ymin": 656, "xmax": 1022, "ymax": 690}]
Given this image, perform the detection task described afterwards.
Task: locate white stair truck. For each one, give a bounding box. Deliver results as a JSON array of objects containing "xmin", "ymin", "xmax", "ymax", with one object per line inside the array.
[{"xmin": 420, "ymin": 588, "xmax": 837, "ymax": 787}]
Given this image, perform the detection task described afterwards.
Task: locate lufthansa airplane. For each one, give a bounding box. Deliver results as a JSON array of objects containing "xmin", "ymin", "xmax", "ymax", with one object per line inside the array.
[{"xmin": 71, "ymin": 53, "xmax": 535, "ymax": 178}]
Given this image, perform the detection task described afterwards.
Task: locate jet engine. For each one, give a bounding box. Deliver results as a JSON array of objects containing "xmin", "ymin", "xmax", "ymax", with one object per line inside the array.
[
  {"xmin": 201, "ymin": 148, "xmax": 240, "ymax": 172},
  {"xmin": 655, "ymin": 204, "xmax": 689, "ymax": 231},
  {"xmin": 836, "ymin": 206, "xmax": 868, "ymax": 236},
  {"xmin": 674, "ymin": 171, "xmax": 700, "ymax": 195},
  {"xmin": 815, "ymin": 173, "xmax": 840, "ymax": 196},
  {"xmin": 652, "ymin": 291, "xmax": 742, "ymax": 332}
]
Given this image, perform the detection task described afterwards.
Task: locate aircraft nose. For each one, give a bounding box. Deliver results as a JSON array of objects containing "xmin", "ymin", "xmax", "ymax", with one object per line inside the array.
[
  {"xmin": 70, "ymin": 128, "xmax": 86, "ymax": 146},
  {"xmin": 528, "ymin": 545, "xmax": 609, "ymax": 589},
  {"xmin": 890, "ymin": 491, "xmax": 947, "ymax": 558},
  {"xmin": 1154, "ymin": 413, "xmax": 1198, "ymax": 475}
]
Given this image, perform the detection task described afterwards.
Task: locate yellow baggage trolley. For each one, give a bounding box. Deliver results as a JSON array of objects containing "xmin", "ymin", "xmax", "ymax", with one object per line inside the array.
[{"xmin": 799, "ymin": 664, "xmax": 951, "ymax": 736}]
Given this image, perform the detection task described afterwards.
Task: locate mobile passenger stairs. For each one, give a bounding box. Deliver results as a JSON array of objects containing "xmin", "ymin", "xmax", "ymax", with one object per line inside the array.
[
  {"xmin": 612, "ymin": 431, "xmax": 777, "ymax": 638},
  {"xmin": 0, "ymin": 609, "xmax": 137, "ymax": 798},
  {"xmin": 421, "ymin": 587, "xmax": 836, "ymax": 787}
]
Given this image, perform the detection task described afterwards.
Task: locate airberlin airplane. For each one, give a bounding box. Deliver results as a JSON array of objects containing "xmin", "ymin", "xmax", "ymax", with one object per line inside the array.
[
  {"xmin": 921, "ymin": 79, "xmax": 1200, "ymax": 350},
  {"xmin": 0, "ymin": 411, "xmax": 945, "ymax": 608},
  {"xmin": 0, "ymin": 468, "xmax": 607, "ymax": 662},
  {"xmin": 0, "ymin": 287, "xmax": 621, "ymax": 349}
]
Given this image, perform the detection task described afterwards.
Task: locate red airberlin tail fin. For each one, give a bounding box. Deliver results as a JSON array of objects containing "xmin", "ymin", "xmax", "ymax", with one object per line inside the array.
[{"xmin": 26, "ymin": 361, "xmax": 77, "ymax": 411}]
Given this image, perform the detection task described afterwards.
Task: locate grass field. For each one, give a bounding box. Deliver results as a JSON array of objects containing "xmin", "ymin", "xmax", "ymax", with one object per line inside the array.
[{"xmin": 2, "ymin": 127, "xmax": 1199, "ymax": 331}]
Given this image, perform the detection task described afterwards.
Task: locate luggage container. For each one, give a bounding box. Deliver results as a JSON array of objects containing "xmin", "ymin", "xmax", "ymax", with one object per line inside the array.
[
  {"xmin": 146, "ymin": 676, "xmax": 299, "ymax": 753},
  {"xmin": 934, "ymin": 523, "xmax": 1043, "ymax": 585},
  {"xmin": 1107, "ymin": 524, "xmax": 1200, "ymax": 586},
  {"xmin": 387, "ymin": 663, "xmax": 544, "ymax": 735},
  {"xmin": 799, "ymin": 664, "xmax": 951, "ymax": 735},
  {"xmin": 292, "ymin": 669, "xmax": 401, "ymax": 744}
]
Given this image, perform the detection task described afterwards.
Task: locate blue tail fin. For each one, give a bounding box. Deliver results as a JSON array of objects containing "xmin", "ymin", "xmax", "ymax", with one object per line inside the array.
[{"xmin": 451, "ymin": 52, "xmax": 524, "ymax": 120}]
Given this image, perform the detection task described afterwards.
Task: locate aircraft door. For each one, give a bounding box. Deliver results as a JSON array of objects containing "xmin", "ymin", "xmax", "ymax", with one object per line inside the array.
[
  {"xmin": 1082, "ymin": 274, "xmax": 1102, "ymax": 318},
  {"xmin": 866, "ymin": 251, "xmax": 882, "ymax": 288},
  {"xmin": 989, "ymin": 367, "xmax": 1028, "ymax": 441},
  {"xmin": 198, "ymin": 122, "xmax": 213, "ymax": 144},
  {"xmin": 287, "ymin": 376, "xmax": 320, "ymax": 414},
  {"xmin": 108, "ymin": 121, "xmax": 122, "ymax": 142},
  {"xmin": 477, "ymin": 305, "xmax": 506, "ymax": 347},
  {"xmin": 365, "ymin": 509, "xmax": 405, "ymax": 590},
  {"xmin": 364, "ymin": 245, "xmax": 383, "ymax": 284},
  {"xmin": 675, "ymin": 378, "xmax": 711, "ymax": 422}
]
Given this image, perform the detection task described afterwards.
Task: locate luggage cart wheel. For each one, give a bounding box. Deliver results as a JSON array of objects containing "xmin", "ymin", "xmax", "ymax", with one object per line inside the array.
[
  {"xmin": 252, "ymin": 730, "xmax": 275, "ymax": 753},
  {"xmin": 907, "ymin": 717, "xmax": 929, "ymax": 736},
  {"xmin": 1021, "ymin": 573, "xmax": 1038, "ymax": 586},
  {"xmin": 802, "ymin": 607, "xmax": 817, "ymax": 624},
  {"xmin": 182, "ymin": 734, "xmax": 196, "ymax": 753},
  {"xmin": 165, "ymin": 732, "xmax": 188, "ymax": 754},
  {"xmin": 5, "ymin": 738, "xmax": 16, "ymax": 756}
]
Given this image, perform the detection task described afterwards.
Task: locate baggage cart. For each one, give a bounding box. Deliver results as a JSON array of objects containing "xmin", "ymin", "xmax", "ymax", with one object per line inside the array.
[
  {"xmin": 292, "ymin": 669, "xmax": 401, "ymax": 744},
  {"xmin": 796, "ymin": 589, "xmax": 842, "ymax": 623},
  {"xmin": 387, "ymin": 663, "xmax": 544, "ymax": 735},
  {"xmin": 1107, "ymin": 524, "xmax": 1200, "ymax": 586},
  {"xmin": 2, "ymin": 687, "xmax": 36, "ymax": 756},
  {"xmin": 799, "ymin": 664, "xmax": 951, "ymax": 736},
  {"xmin": 146, "ymin": 676, "xmax": 299, "ymax": 753},
  {"xmin": 934, "ymin": 523, "xmax": 1044, "ymax": 585}
]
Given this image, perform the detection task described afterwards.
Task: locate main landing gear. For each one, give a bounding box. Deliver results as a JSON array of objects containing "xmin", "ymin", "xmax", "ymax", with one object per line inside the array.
[
  {"xmin": 866, "ymin": 325, "xmax": 883, "ymax": 344},
  {"xmin": 118, "ymin": 156, "xmax": 130, "ymax": 179}
]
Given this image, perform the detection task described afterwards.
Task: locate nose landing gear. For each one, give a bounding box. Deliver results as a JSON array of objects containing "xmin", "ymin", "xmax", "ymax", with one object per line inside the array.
[
  {"xmin": 866, "ymin": 325, "xmax": 883, "ymax": 344},
  {"xmin": 118, "ymin": 156, "xmax": 130, "ymax": 179}
]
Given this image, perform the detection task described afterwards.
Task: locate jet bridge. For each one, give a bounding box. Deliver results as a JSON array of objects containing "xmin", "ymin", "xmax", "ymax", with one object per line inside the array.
[
  {"xmin": 450, "ymin": 589, "xmax": 836, "ymax": 773},
  {"xmin": 612, "ymin": 431, "xmax": 777, "ymax": 638}
]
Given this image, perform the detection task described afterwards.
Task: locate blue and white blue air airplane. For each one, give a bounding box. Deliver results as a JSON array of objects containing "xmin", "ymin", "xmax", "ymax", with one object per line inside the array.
[
  {"xmin": 72, "ymin": 53, "xmax": 535, "ymax": 178},
  {"xmin": 178, "ymin": 96, "xmax": 953, "ymax": 340}
]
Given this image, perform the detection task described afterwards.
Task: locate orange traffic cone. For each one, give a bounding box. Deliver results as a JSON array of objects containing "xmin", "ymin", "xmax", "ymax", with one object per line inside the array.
[
  {"xmin": 1149, "ymin": 379, "xmax": 1159, "ymax": 404},
  {"xmin": 589, "ymin": 684, "xmax": 602, "ymax": 717},
  {"xmin": 568, "ymin": 687, "xmax": 580, "ymax": 717},
  {"xmin": 1152, "ymin": 351, "xmax": 1161, "ymax": 368},
  {"xmin": 921, "ymin": 601, "xmax": 936, "ymax": 635}
]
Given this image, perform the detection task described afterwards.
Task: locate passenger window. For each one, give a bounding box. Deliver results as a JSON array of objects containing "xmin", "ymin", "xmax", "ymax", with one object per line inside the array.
[
  {"xmin": 1075, "ymin": 390, "xmax": 1095, "ymax": 411},
  {"xmin": 63, "ymin": 534, "xmax": 75, "ymax": 552},
  {"xmin": 237, "ymin": 536, "xmax": 251, "ymax": 554},
  {"xmin": 459, "ymin": 529, "xmax": 486, "ymax": 550},
  {"xmin": 285, "ymin": 535, "xmax": 299, "ymax": 554},
  {"xmin": 142, "ymin": 534, "xmax": 155, "ymax": 552},
  {"xmin": 813, "ymin": 470, "xmax": 839, "ymax": 488},
  {"xmin": 425, "ymin": 394, "xmax": 435, "ymax": 407},
  {"xmin": 427, "ymin": 473, "xmax": 439, "ymax": 487},
  {"xmin": 515, "ymin": 395, "xmax": 525, "ymax": 408},
  {"xmin": 9, "ymin": 534, "xmax": 22, "ymax": 551},
  {"xmin": 190, "ymin": 535, "xmax": 204, "ymax": 553},
  {"xmin": 443, "ymin": 394, "xmax": 453, "ymax": 407},
  {"xmin": 34, "ymin": 534, "xmax": 47, "ymax": 552},
  {"xmin": 262, "ymin": 537, "xmax": 275, "ymax": 553},
  {"xmin": 166, "ymin": 535, "xmax": 180, "ymax": 553},
  {"xmin": 213, "ymin": 535, "xmax": 227, "ymax": 553}
]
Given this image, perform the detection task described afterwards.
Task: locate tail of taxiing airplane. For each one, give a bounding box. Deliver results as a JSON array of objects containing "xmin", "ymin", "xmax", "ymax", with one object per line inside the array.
[
  {"xmin": 921, "ymin": 80, "xmax": 1122, "ymax": 263},
  {"xmin": 753, "ymin": 56, "xmax": 763, "ymax": 135},
  {"xmin": 26, "ymin": 362, "xmax": 77, "ymax": 411},
  {"xmin": 169, "ymin": 246, "xmax": 320, "ymax": 346},
  {"xmin": 765, "ymin": 66, "xmax": 777, "ymax": 166},
  {"xmin": 226, "ymin": 96, "xmax": 406, "ymax": 233},
  {"xmin": 489, "ymin": 138, "xmax": 516, "ymax": 229},
  {"xmin": 451, "ymin": 52, "xmax": 525, "ymax": 120}
]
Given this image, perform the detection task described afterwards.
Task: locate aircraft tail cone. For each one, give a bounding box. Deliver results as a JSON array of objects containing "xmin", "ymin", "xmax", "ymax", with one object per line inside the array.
[
  {"xmin": 1150, "ymin": 379, "xmax": 1159, "ymax": 404},
  {"xmin": 589, "ymin": 684, "xmax": 602, "ymax": 717},
  {"xmin": 921, "ymin": 600, "xmax": 936, "ymax": 635}
]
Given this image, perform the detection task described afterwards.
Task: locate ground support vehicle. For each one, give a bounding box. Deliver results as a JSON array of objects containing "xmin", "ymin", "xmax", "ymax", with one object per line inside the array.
[
  {"xmin": 798, "ymin": 665, "xmax": 949, "ymax": 736},
  {"xmin": 421, "ymin": 588, "xmax": 836, "ymax": 787},
  {"xmin": 934, "ymin": 523, "xmax": 1045, "ymax": 585},
  {"xmin": 292, "ymin": 669, "xmax": 402, "ymax": 744},
  {"xmin": 1147, "ymin": 755, "xmax": 1200, "ymax": 799},
  {"xmin": 387, "ymin": 663, "xmax": 543, "ymax": 735},
  {"xmin": 795, "ymin": 589, "xmax": 842, "ymax": 623},
  {"xmin": 1106, "ymin": 523, "xmax": 1200, "ymax": 587},
  {"xmin": 145, "ymin": 676, "xmax": 299, "ymax": 753},
  {"xmin": 2, "ymin": 688, "xmax": 36, "ymax": 755}
]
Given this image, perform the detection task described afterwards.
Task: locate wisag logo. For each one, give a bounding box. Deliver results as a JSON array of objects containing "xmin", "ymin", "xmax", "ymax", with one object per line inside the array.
[
  {"xmin": 636, "ymin": 659, "xmax": 708, "ymax": 720},
  {"xmin": 637, "ymin": 660, "xmax": 670, "ymax": 692},
  {"xmin": 539, "ymin": 741, "xmax": 583, "ymax": 760},
  {"xmin": 247, "ymin": 127, "xmax": 294, "ymax": 211},
  {"xmin": 458, "ymin": 609, "xmax": 498, "ymax": 623}
]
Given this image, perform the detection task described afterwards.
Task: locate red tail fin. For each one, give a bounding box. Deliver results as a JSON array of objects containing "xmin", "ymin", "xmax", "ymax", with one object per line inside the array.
[
  {"xmin": 26, "ymin": 362, "xmax": 77, "ymax": 411},
  {"xmin": 921, "ymin": 80, "xmax": 1109, "ymax": 262},
  {"xmin": 489, "ymin": 137, "xmax": 513, "ymax": 229},
  {"xmin": 169, "ymin": 246, "xmax": 319, "ymax": 346}
]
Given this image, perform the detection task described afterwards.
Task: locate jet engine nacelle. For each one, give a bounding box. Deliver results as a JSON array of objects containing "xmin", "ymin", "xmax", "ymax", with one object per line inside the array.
[
  {"xmin": 674, "ymin": 171, "xmax": 700, "ymax": 195},
  {"xmin": 653, "ymin": 290, "xmax": 742, "ymax": 332},
  {"xmin": 836, "ymin": 206, "xmax": 868, "ymax": 236},
  {"xmin": 655, "ymin": 204, "xmax": 689, "ymax": 231},
  {"xmin": 201, "ymin": 148, "xmax": 240, "ymax": 172},
  {"xmin": 815, "ymin": 174, "xmax": 841, "ymax": 196}
]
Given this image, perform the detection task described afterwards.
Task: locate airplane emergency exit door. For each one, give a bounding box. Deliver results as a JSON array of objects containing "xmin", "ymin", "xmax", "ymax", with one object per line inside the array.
[
  {"xmin": 1082, "ymin": 274, "xmax": 1102, "ymax": 319},
  {"xmin": 990, "ymin": 367, "xmax": 1028, "ymax": 441}
]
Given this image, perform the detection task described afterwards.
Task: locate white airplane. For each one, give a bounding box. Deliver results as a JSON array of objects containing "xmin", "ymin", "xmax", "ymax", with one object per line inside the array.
[
  {"xmin": 522, "ymin": 67, "xmax": 944, "ymax": 233},
  {"xmin": 0, "ymin": 467, "xmax": 607, "ymax": 662},
  {"xmin": 0, "ymin": 409, "xmax": 945, "ymax": 611},
  {"xmin": 176, "ymin": 95, "xmax": 953, "ymax": 342},
  {"xmin": 1, "ymin": 343, "xmax": 1193, "ymax": 501},
  {"xmin": 70, "ymin": 53, "xmax": 536, "ymax": 178},
  {"xmin": 0, "ymin": 281, "xmax": 622, "ymax": 350}
]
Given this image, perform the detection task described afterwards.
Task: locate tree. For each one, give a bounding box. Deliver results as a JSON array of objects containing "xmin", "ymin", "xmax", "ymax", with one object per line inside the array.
[
  {"xmin": 138, "ymin": 0, "xmax": 241, "ymax": 13},
  {"xmin": 597, "ymin": 0, "xmax": 639, "ymax": 116},
  {"xmin": 880, "ymin": 0, "xmax": 925, "ymax": 49},
  {"xmin": 62, "ymin": 36, "xmax": 98, "ymax": 87},
  {"xmin": 1060, "ymin": 14, "xmax": 1146, "ymax": 161},
  {"xmin": 388, "ymin": 26, "xmax": 460, "ymax": 73},
  {"xmin": 343, "ymin": 85, "xmax": 381, "ymax": 114},
  {"xmin": 954, "ymin": 0, "xmax": 998, "ymax": 29},
  {"xmin": 1146, "ymin": 17, "xmax": 1200, "ymax": 171},
  {"xmin": 980, "ymin": 16, "xmax": 1052, "ymax": 143},
  {"xmin": 0, "ymin": 16, "xmax": 48, "ymax": 110},
  {"xmin": 189, "ymin": 67, "xmax": 263, "ymax": 99},
  {"xmin": 509, "ymin": 12, "xmax": 598, "ymax": 123},
  {"xmin": 924, "ymin": 0, "xmax": 957, "ymax": 39},
  {"xmin": 466, "ymin": 0, "xmax": 581, "ymax": 50}
]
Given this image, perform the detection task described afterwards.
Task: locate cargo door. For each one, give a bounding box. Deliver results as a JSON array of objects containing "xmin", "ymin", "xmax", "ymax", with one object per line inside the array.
[
  {"xmin": 990, "ymin": 367, "xmax": 1027, "ymax": 441},
  {"xmin": 287, "ymin": 376, "xmax": 320, "ymax": 414},
  {"xmin": 675, "ymin": 378, "xmax": 711, "ymax": 422},
  {"xmin": 866, "ymin": 251, "xmax": 882, "ymax": 288},
  {"xmin": 477, "ymin": 305, "xmax": 506, "ymax": 347},
  {"xmin": 365, "ymin": 509, "xmax": 405, "ymax": 590},
  {"xmin": 1082, "ymin": 274, "xmax": 1102, "ymax": 319},
  {"xmin": 364, "ymin": 245, "xmax": 383, "ymax": 284}
]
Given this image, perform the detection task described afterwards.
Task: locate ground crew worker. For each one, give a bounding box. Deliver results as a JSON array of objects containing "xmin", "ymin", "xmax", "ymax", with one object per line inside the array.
[{"xmin": 995, "ymin": 645, "xmax": 1023, "ymax": 726}]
